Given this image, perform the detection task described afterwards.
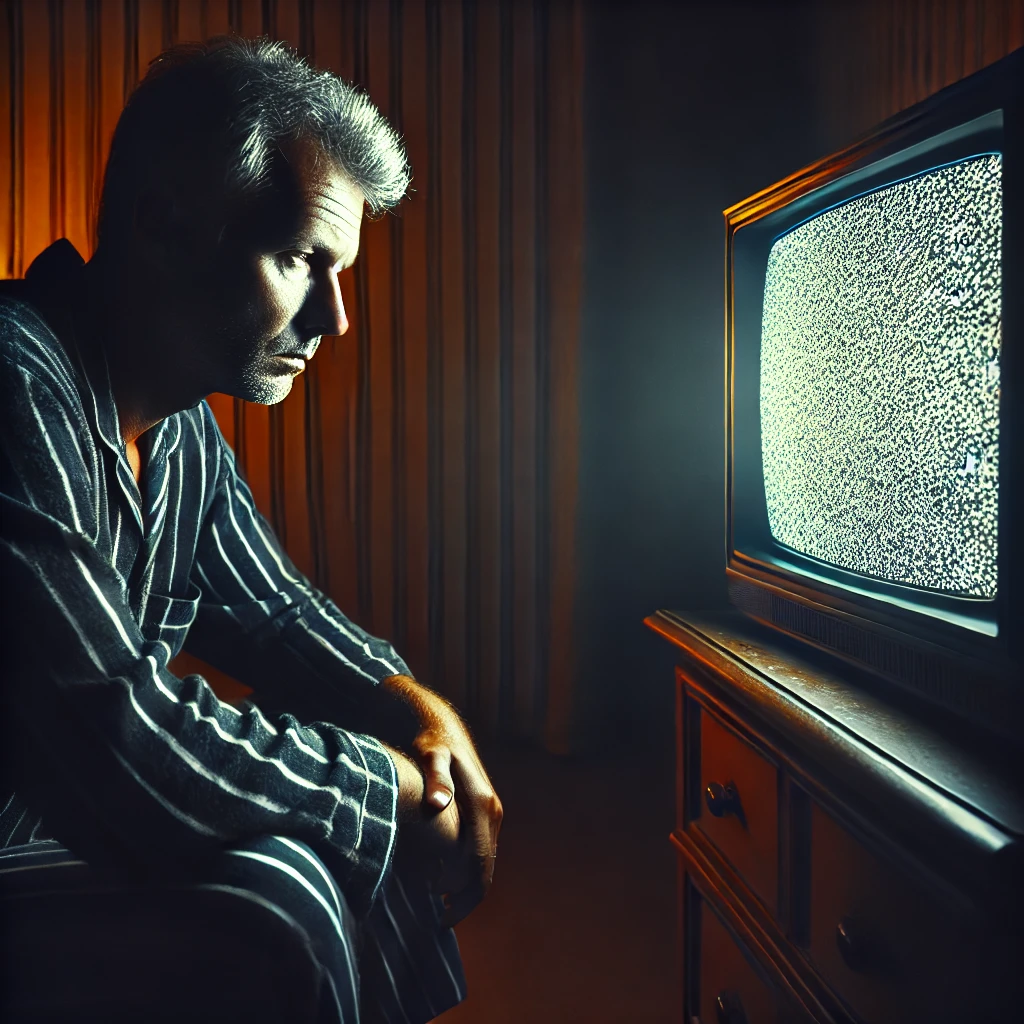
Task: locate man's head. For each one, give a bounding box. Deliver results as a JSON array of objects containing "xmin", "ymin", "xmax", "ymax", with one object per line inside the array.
[{"xmin": 96, "ymin": 37, "xmax": 409, "ymax": 405}]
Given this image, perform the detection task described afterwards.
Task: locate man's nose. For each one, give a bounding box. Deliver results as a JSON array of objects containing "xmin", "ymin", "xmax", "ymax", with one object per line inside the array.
[{"xmin": 304, "ymin": 269, "xmax": 349, "ymax": 338}]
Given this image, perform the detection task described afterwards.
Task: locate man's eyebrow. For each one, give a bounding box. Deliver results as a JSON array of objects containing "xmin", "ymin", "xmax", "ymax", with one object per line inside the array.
[{"xmin": 303, "ymin": 240, "xmax": 357, "ymax": 271}]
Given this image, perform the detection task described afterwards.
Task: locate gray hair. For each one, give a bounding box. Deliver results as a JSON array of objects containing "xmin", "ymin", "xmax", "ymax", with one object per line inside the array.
[{"xmin": 97, "ymin": 36, "xmax": 410, "ymax": 246}]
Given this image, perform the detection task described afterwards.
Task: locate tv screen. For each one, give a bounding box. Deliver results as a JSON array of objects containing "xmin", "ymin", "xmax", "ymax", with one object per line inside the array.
[
  {"xmin": 759, "ymin": 154, "xmax": 1002, "ymax": 600},
  {"xmin": 724, "ymin": 49, "xmax": 1021, "ymax": 729}
]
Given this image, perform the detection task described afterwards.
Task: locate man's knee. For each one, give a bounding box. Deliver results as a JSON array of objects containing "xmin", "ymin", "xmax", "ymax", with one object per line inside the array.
[
  {"xmin": 200, "ymin": 835, "xmax": 362, "ymax": 1020},
  {"xmin": 207, "ymin": 834, "xmax": 356, "ymax": 945}
]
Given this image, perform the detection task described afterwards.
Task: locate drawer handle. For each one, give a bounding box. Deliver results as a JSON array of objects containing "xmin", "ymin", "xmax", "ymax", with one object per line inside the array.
[
  {"xmin": 714, "ymin": 990, "xmax": 748, "ymax": 1024},
  {"xmin": 705, "ymin": 780, "xmax": 741, "ymax": 818},
  {"xmin": 836, "ymin": 916, "xmax": 869, "ymax": 972}
]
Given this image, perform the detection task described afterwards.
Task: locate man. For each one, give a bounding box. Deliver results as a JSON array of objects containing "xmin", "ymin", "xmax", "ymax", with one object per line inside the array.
[{"xmin": 0, "ymin": 36, "xmax": 500, "ymax": 1023}]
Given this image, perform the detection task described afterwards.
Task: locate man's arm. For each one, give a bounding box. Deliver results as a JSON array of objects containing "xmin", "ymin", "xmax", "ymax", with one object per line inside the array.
[
  {"xmin": 0, "ymin": 311, "xmax": 398, "ymax": 915},
  {"xmin": 184, "ymin": 406, "xmax": 502, "ymax": 923},
  {"xmin": 182, "ymin": 406, "xmax": 411, "ymax": 725}
]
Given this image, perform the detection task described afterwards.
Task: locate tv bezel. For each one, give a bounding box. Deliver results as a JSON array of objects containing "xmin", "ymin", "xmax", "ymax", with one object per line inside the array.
[{"xmin": 724, "ymin": 49, "xmax": 1022, "ymax": 733}]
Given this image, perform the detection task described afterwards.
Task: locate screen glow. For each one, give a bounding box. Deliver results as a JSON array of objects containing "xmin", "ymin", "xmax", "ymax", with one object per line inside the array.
[{"xmin": 760, "ymin": 154, "xmax": 1002, "ymax": 598}]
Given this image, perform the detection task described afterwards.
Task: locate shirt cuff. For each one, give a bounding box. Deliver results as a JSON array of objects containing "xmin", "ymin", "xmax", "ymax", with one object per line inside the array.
[{"xmin": 318, "ymin": 728, "xmax": 399, "ymax": 918}]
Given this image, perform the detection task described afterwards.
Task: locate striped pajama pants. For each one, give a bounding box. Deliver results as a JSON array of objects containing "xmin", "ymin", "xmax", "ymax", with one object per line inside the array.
[{"xmin": 0, "ymin": 835, "xmax": 466, "ymax": 1023}]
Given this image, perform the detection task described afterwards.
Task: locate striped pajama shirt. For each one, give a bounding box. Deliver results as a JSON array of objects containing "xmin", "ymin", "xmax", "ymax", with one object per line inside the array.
[{"xmin": 0, "ymin": 240, "xmax": 465, "ymax": 1022}]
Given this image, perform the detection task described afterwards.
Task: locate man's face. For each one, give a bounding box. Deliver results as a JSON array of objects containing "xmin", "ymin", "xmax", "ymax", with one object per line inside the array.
[{"xmin": 169, "ymin": 136, "xmax": 363, "ymax": 405}]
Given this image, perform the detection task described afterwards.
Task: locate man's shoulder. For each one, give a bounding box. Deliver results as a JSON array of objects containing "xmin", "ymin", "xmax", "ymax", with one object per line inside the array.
[
  {"xmin": 0, "ymin": 287, "xmax": 79, "ymax": 393},
  {"xmin": 0, "ymin": 284, "xmax": 50, "ymax": 342}
]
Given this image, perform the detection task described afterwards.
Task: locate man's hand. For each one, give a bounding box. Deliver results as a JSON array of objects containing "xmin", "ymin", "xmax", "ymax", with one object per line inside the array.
[
  {"xmin": 380, "ymin": 742, "xmax": 468, "ymax": 893},
  {"xmin": 377, "ymin": 675, "xmax": 502, "ymax": 928}
]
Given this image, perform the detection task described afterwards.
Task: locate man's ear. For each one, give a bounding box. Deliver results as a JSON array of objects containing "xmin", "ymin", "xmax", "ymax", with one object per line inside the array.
[{"xmin": 131, "ymin": 190, "xmax": 190, "ymax": 261}]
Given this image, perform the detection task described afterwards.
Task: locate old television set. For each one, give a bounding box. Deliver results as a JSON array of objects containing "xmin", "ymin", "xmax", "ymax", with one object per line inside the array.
[{"xmin": 725, "ymin": 48, "xmax": 1022, "ymax": 739}]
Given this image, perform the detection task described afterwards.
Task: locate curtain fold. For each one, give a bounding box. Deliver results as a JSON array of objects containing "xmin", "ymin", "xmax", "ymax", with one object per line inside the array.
[
  {"xmin": 815, "ymin": 1, "xmax": 1023, "ymax": 143},
  {"xmin": 0, "ymin": 0, "xmax": 584, "ymax": 752}
]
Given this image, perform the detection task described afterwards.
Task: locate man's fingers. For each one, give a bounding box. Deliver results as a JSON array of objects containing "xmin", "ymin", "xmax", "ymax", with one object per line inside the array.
[
  {"xmin": 449, "ymin": 756, "xmax": 503, "ymax": 853},
  {"xmin": 417, "ymin": 746, "xmax": 455, "ymax": 810},
  {"xmin": 438, "ymin": 843, "xmax": 495, "ymax": 927},
  {"xmin": 434, "ymin": 852, "xmax": 474, "ymax": 895},
  {"xmin": 440, "ymin": 876, "xmax": 487, "ymax": 929}
]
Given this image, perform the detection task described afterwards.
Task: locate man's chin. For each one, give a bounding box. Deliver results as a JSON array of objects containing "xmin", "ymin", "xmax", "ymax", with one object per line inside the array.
[{"xmin": 232, "ymin": 374, "xmax": 297, "ymax": 406}]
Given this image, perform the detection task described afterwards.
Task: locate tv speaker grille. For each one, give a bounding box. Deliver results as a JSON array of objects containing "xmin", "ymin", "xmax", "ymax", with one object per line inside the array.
[{"xmin": 728, "ymin": 578, "xmax": 1010, "ymax": 723}]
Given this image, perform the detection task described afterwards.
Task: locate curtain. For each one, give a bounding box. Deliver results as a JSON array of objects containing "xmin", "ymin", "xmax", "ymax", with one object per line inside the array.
[
  {"xmin": 813, "ymin": 0, "xmax": 1023, "ymax": 143},
  {"xmin": 0, "ymin": 0, "xmax": 584, "ymax": 753},
  {"xmin": 876, "ymin": 0, "xmax": 1023, "ymax": 118}
]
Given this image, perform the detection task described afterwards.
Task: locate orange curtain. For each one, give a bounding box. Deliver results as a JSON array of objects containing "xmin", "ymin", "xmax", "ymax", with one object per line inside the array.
[
  {"xmin": 0, "ymin": 0, "xmax": 584, "ymax": 753},
  {"xmin": 816, "ymin": 1, "xmax": 1023, "ymax": 140},
  {"xmin": 876, "ymin": 0, "xmax": 1023, "ymax": 118}
]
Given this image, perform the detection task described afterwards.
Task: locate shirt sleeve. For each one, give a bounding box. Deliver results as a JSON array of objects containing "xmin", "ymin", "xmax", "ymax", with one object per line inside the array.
[
  {"xmin": 183, "ymin": 411, "xmax": 411, "ymax": 721},
  {"xmin": 0, "ymin": 314, "xmax": 398, "ymax": 916}
]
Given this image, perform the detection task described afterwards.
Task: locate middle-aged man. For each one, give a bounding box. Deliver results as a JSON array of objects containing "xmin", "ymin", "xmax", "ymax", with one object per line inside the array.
[{"xmin": 0, "ymin": 37, "xmax": 500, "ymax": 1023}]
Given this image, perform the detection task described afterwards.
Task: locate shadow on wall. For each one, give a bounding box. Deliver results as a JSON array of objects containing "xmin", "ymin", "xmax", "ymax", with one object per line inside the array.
[
  {"xmin": 573, "ymin": 0, "xmax": 1023, "ymax": 753},
  {"xmin": 575, "ymin": 1, "xmax": 871, "ymax": 752}
]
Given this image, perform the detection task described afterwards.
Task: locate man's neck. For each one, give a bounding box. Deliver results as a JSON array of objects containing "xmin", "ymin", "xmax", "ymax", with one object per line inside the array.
[{"xmin": 83, "ymin": 254, "xmax": 209, "ymax": 447}]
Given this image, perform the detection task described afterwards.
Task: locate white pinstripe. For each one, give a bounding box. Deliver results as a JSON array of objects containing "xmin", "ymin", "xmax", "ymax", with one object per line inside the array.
[
  {"xmin": 0, "ymin": 841, "xmax": 62, "ymax": 860},
  {"xmin": 1, "ymin": 808, "xmax": 28, "ymax": 846},
  {"xmin": 23, "ymin": 371, "xmax": 84, "ymax": 533},
  {"xmin": 0, "ymin": 859, "xmax": 87, "ymax": 875},
  {"xmin": 378, "ymin": 888, "xmax": 439, "ymax": 1019},
  {"xmin": 368, "ymin": 928, "xmax": 413, "ymax": 1024},
  {"xmin": 195, "ymin": 875, "xmax": 350, "ymax": 1023},
  {"xmin": 226, "ymin": 846, "xmax": 363, "ymax": 1011},
  {"xmin": 106, "ymin": 744, "xmax": 227, "ymax": 837},
  {"xmin": 275, "ymin": 835, "xmax": 345, "ymax": 923},
  {"xmin": 393, "ymin": 875, "xmax": 464, "ymax": 1002},
  {"xmin": 230, "ymin": 486, "xmax": 393, "ymax": 680},
  {"xmin": 2, "ymin": 282, "xmax": 415, "ymax": 950}
]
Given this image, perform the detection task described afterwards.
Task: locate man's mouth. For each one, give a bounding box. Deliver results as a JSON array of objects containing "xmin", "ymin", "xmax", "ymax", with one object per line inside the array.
[
  {"xmin": 273, "ymin": 354, "xmax": 307, "ymax": 371},
  {"xmin": 270, "ymin": 338, "xmax": 320, "ymax": 370},
  {"xmin": 274, "ymin": 342, "xmax": 319, "ymax": 362}
]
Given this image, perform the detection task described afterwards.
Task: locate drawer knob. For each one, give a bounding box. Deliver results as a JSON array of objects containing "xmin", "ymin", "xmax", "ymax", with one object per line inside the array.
[
  {"xmin": 714, "ymin": 990, "xmax": 748, "ymax": 1024},
  {"xmin": 836, "ymin": 916, "xmax": 869, "ymax": 972},
  {"xmin": 705, "ymin": 780, "xmax": 741, "ymax": 818}
]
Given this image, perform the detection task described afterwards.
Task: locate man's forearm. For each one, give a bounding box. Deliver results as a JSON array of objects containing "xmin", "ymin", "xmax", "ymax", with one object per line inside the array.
[
  {"xmin": 245, "ymin": 673, "xmax": 429, "ymax": 744},
  {"xmin": 379, "ymin": 675, "xmax": 461, "ymax": 738},
  {"xmin": 356, "ymin": 674, "xmax": 461, "ymax": 752}
]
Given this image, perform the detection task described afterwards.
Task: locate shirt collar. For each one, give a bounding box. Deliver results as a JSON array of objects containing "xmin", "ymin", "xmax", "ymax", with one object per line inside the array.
[
  {"xmin": 24, "ymin": 239, "xmax": 136, "ymax": 460},
  {"xmin": 24, "ymin": 239, "xmax": 165, "ymax": 528}
]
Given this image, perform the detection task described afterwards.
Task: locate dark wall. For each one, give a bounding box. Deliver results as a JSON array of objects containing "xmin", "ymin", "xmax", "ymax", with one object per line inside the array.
[
  {"xmin": 572, "ymin": 0, "xmax": 1022, "ymax": 753},
  {"xmin": 574, "ymin": 1, "xmax": 833, "ymax": 750}
]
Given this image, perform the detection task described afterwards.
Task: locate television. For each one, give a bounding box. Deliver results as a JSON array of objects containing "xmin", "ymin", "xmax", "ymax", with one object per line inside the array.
[{"xmin": 725, "ymin": 48, "xmax": 1022, "ymax": 740}]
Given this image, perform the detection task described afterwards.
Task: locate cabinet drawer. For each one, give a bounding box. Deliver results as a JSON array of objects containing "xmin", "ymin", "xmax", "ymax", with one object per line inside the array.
[
  {"xmin": 697, "ymin": 892, "xmax": 780, "ymax": 1024},
  {"xmin": 806, "ymin": 801, "xmax": 984, "ymax": 1024},
  {"xmin": 692, "ymin": 704, "xmax": 779, "ymax": 916}
]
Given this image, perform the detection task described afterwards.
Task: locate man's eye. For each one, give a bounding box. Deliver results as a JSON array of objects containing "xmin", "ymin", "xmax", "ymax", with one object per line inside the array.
[{"xmin": 278, "ymin": 251, "xmax": 311, "ymax": 273}]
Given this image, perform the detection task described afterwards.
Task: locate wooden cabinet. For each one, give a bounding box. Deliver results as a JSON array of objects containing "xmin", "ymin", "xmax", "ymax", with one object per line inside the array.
[
  {"xmin": 650, "ymin": 611, "xmax": 1024, "ymax": 1024},
  {"xmin": 693, "ymin": 709, "xmax": 779, "ymax": 919},
  {"xmin": 695, "ymin": 885, "xmax": 781, "ymax": 1024},
  {"xmin": 803, "ymin": 799, "xmax": 980, "ymax": 1024}
]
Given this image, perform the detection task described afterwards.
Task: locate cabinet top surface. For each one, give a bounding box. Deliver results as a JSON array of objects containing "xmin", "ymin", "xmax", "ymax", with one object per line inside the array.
[{"xmin": 647, "ymin": 609, "xmax": 1023, "ymax": 837}]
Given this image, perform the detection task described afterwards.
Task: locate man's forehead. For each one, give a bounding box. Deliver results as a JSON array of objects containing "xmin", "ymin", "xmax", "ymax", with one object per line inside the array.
[
  {"xmin": 304, "ymin": 187, "xmax": 363, "ymax": 240},
  {"xmin": 237, "ymin": 138, "xmax": 364, "ymax": 254},
  {"xmin": 282, "ymin": 137, "xmax": 362, "ymax": 218}
]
